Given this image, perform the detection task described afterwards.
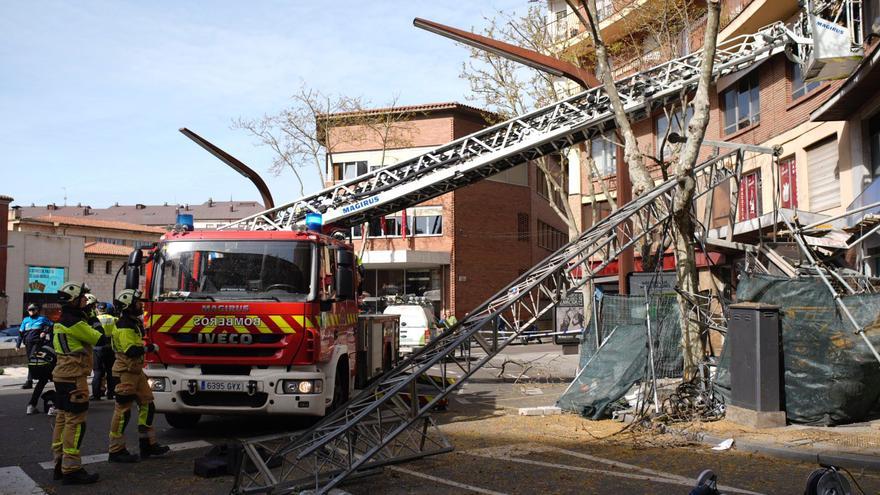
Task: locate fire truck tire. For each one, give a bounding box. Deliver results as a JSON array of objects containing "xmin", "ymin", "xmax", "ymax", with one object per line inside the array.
[
  {"xmin": 329, "ymin": 359, "xmax": 350, "ymax": 413},
  {"xmin": 165, "ymin": 412, "xmax": 201, "ymax": 429}
]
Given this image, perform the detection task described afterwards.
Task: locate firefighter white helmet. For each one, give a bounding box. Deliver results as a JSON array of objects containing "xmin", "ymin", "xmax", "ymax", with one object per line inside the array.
[
  {"xmin": 84, "ymin": 293, "xmax": 98, "ymax": 307},
  {"xmin": 58, "ymin": 282, "xmax": 90, "ymax": 304},
  {"xmin": 114, "ymin": 289, "xmax": 142, "ymax": 312}
]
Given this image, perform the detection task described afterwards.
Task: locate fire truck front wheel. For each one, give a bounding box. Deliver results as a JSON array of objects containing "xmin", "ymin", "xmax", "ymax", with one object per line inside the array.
[
  {"xmin": 329, "ymin": 358, "xmax": 350, "ymax": 413},
  {"xmin": 165, "ymin": 412, "xmax": 201, "ymax": 429}
]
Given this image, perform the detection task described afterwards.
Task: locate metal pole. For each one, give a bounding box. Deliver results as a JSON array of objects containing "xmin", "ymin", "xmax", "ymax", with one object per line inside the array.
[{"xmin": 644, "ymin": 288, "xmax": 661, "ymax": 413}]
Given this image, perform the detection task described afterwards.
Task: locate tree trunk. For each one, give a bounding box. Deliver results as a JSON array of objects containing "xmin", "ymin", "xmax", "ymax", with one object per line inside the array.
[{"xmin": 672, "ymin": 0, "xmax": 721, "ymax": 379}]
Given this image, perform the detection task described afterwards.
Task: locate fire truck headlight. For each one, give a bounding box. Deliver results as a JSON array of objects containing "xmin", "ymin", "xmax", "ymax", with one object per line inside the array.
[
  {"xmin": 147, "ymin": 377, "xmax": 167, "ymax": 392},
  {"xmin": 282, "ymin": 380, "xmax": 322, "ymax": 395}
]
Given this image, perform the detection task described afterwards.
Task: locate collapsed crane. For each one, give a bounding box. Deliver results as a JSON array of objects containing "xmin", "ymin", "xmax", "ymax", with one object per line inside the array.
[{"xmin": 227, "ymin": 4, "xmax": 866, "ymax": 494}]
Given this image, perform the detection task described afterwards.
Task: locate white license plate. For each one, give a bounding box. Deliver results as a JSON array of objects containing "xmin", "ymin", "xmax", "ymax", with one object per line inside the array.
[{"xmin": 199, "ymin": 380, "xmax": 245, "ymax": 392}]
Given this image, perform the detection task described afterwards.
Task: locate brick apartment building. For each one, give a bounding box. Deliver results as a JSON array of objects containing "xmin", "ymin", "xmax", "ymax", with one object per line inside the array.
[
  {"xmin": 323, "ymin": 102, "xmax": 570, "ymax": 320},
  {"xmin": 547, "ymin": 0, "xmax": 874, "ymax": 292}
]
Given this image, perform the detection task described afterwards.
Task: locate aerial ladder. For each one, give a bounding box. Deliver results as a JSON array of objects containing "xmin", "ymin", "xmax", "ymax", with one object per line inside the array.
[{"xmin": 229, "ymin": 4, "xmax": 865, "ymax": 493}]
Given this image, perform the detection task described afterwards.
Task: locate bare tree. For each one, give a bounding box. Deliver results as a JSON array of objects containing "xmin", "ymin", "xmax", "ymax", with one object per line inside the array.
[
  {"xmin": 234, "ymin": 84, "xmax": 417, "ymax": 197},
  {"xmin": 569, "ymin": 0, "xmax": 722, "ymax": 377},
  {"xmin": 460, "ymin": 5, "xmax": 615, "ymax": 341}
]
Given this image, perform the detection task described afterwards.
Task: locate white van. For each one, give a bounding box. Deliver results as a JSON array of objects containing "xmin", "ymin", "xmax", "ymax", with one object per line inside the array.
[{"xmin": 383, "ymin": 304, "xmax": 437, "ymax": 355}]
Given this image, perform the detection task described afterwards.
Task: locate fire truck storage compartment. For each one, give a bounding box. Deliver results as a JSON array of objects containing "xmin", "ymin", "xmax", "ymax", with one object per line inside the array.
[{"xmin": 355, "ymin": 314, "xmax": 400, "ymax": 388}]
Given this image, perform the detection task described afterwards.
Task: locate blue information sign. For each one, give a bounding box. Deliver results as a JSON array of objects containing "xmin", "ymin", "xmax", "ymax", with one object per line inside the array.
[{"xmin": 26, "ymin": 266, "xmax": 66, "ymax": 293}]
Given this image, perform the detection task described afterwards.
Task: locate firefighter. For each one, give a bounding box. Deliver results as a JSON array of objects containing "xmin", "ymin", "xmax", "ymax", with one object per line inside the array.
[
  {"xmin": 91, "ymin": 301, "xmax": 116, "ymax": 400},
  {"xmin": 107, "ymin": 289, "xmax": 170, "ymax": 462},
  {"xmin": 50, "ymin": 281, "xmax": 107, "ymax": 485}
]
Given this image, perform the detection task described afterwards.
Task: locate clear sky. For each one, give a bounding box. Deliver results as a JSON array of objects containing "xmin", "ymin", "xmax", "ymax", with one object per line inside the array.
[{"xmin": 0, "ymin": 0, "xmax": 526, "ymax": 210}]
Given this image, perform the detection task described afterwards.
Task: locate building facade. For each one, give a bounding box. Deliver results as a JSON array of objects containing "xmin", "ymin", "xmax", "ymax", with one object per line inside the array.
[
  {"xmin": 7, "ymin": 215, "xmax": 165, "ymax": 306},
  {"xmin": 10, "ymin": 199, "xmax": 264, "ymax": 230},
  {"xmin": 548, "ymin": 0, "xmax": 870, "ymax": 293},
  {"xmin": 323, "ymin": 102, "xmax": 570, "ymax": 320}
]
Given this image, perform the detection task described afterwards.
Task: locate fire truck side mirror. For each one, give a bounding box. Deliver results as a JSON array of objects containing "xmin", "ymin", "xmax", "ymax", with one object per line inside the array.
[
  {"xmin": 335, "ymin": 248, "xmax": 355, "ymax": 300},
  {"xmin": 125, "ymin": 249, "xmax": 144, "ymax": 290},
  {"xmin": 336, "ymin": 267, "xmax": 354, "ymax": 301}
]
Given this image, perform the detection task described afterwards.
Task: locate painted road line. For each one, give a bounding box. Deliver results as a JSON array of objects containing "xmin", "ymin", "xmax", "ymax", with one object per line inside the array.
[
  {"xmin": 544, "ymin": 446, "xmax": 763, "ymax": 494},
  {"xmin": 38, "ymin": 440, "xmax": 212, "ymax": 469},
  {"xmin": 388, "ymin": 466, "xmax": 508, "ymax": 495},
  {"xmin": 0, "ymin": 466, "xmax": 47, "ymax": 495},
  {"xmin": 464, "ymin": 445, "xmax": 765, "ymax": 495}
]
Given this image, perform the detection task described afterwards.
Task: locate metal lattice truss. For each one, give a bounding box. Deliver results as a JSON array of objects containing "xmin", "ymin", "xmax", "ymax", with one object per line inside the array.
[
  {"xmin": 231, "ymin": 150, "xmax": 744, "ymax": 494},
  {"xmin": 221, "ymin": 24, "xmax": 794, "ymax": 232}
]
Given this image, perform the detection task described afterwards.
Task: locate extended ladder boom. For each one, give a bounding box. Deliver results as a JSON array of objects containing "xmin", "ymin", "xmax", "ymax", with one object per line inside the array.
[{"xmin": 222, "ymin": 23, "xmax": 795, "ymax": 232}]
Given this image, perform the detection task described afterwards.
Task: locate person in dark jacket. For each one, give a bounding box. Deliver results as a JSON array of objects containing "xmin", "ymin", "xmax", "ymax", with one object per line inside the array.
[
  {"xmin": 26, "ymin": 331, "xmax": 55, "ymax": 415},
  {"xmin": 89, "ymin": 299, "xmax": 116, "ymax": 400},
  {"xmin": 17, "ymin": 304, "xmax": 52, "ymax": 389}
]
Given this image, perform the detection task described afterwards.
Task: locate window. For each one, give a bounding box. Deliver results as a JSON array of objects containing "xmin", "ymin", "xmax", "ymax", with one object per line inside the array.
[
  {"xmin": 778, "ymin": 157, "xmax": 798, "ymax": 209},
  {"xmin": 738, "ymin": 170, "xmax": 762, "ymax": 221},
  {"xmin": 722, "ymin": 72, "xmax": 760, "ymax": 135},
  {"xmin": 596, "ymin": 0, "xmax": 614, "ymax": 20},
  {"xmin": 869, "ymin": 114, "xmax": 880, "ymax": 178},
  {"xmin": 537, "ymin": 220, "xmax": 566, "ymax": 252},
  {"xmin": 352, "ymin": 207, "xmax": 442, "ymax": 237},
  {"xmin": 591, "ymin": 135, "xmax": 617, "ymax": 177},
  {"xmin": 655, "ymin": 107, "xmax": 694, "ymax": 158},
  {"xmin": 517, "ymin": 213, "xmax": 530, "ymax": 242},
  {"xmin": 105, "ymin": 260, "xmax": 113, "ymax": 275},
  {"xmin": 332, "ymin": 161, "xmax": 367, "ymax": 181},
  {"xmin": 95, "ymin": 237, "xmax": 125, "ymax": 245},
  {"xmin": 87, "ymin": 260, "xmax": 94, "ymax": 274},
  {"xmin": 791, "ymin": 62, "xmax": 820, "ymax": 100},
  {"xmin": 413, "ymin": 207, "xmax": 443, "ymax": 236},
  {"xmin": 537, "ymin": 167, "xmax": 551, "ymax": 200}
]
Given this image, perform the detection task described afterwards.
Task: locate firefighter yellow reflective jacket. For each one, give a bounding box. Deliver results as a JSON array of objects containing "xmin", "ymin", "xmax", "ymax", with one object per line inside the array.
[
  {"xmin": 53, "ymin": 307, "xmax": 104, "ymax": 380},
  {"xmin": 111, "ymin": 314, "xmax": 146, "ymax": 374}
]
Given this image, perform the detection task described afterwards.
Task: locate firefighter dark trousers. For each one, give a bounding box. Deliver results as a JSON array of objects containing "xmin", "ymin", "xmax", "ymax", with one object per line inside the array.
[
  {"xmin": 51, "ymin": 377, "xmax": 90, "ymax": 474},
  {"xmin": 109, "ymin": 371, "xmax": 157, "ymax": 453}
]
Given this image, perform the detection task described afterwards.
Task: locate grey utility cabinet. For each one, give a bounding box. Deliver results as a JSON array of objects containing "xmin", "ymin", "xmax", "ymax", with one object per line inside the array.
[{"xmin": 728, "ymin": 303, "xmax": 783, "ymax": 412}]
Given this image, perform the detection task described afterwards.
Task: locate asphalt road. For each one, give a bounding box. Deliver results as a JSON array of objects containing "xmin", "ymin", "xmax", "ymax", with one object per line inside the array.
[{"xmin": 0, "ymin": 346, "xmax": 878, "ymax": 495}]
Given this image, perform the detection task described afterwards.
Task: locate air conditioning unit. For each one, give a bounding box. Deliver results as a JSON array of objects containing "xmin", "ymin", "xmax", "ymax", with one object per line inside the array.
[{"xmin": 803, "ymin": 15, "xmax": 863, "ymax": 82}]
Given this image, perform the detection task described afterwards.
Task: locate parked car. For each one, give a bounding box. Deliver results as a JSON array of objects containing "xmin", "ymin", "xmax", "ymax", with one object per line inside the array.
[
  {"xmin": 0, "ymin": 326, "xmax": 20, "ymax": 344},
  {"xmin": 383, "ymin": 304, "xmax": 437, "ymax": 355}
]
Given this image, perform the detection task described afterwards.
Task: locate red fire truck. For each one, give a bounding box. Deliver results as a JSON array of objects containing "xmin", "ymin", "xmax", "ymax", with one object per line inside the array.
[{"xmin": 133, "ymin": 228, "xmax": 397, "ymax": 428}]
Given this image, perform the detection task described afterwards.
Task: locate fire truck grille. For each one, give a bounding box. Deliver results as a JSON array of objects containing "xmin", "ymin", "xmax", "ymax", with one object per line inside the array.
[
  {"xmin": 170, "ymin": 334, "xmax": 283, "ymax": 344},
  {"xmin": 176, "ymin": 347, "xmax": 279, "ymax": 357},
  {"xmin": 180, "ymin": 391, "xmax": 268, "ymax": 408}
]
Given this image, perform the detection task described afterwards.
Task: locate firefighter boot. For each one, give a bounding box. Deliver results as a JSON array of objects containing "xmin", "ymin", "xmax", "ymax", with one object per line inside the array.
[
  {"xmin": 62, "ymin": 468, "xmax": 99, "ymax": 485},
  {"xmin": 139, "ymin": 438, "xmax": 170, "ymax": 459},
  {"xmin": 53, "ymin": 459, "xmax": 62, "ymax": 481},
  {"xmin": 108, "ymin": 449, "xmax": 139, "ymax": 463}
]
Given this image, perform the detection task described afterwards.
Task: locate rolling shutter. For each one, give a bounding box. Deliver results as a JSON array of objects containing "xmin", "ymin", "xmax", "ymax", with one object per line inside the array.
[{"xmin": 807, "ymin": 136, "xmax": 839, "ymax": 212}]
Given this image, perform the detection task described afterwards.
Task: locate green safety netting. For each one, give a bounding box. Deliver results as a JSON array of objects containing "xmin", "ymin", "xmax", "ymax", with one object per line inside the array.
[
  {"xmin": 558, "ymin": 294, "xmax": 682, "ymax": 419},
  {"xmin": 714, "ymin": 274, "xmax": 880, "ymax": 425}
]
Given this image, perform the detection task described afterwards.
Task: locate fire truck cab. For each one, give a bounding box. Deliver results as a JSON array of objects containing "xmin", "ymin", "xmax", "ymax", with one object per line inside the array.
[{"xmin": 137, "ymin": 229, "xmax": 393, "ymax": 427}]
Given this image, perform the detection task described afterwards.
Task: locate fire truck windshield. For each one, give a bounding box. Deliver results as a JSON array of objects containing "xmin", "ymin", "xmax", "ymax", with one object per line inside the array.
[{"xmin": 152, "ymin": 240, "xmax": 315, "ymax": 302}]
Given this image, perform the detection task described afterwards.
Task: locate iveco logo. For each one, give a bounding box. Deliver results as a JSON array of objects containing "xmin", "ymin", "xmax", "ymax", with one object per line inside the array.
[
  {"xmin": 202, "ymin": 304, "xmax": 250, "ymax": 312},
  {"xmin": 197, "ymin": 333, "xmax": 254, "ymax": 344}
]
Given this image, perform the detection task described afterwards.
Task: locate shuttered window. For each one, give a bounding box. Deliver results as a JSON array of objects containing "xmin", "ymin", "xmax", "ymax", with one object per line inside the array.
[{"xmin": 806, "ymin": 136, "xmax": 840, "ymax": 212}]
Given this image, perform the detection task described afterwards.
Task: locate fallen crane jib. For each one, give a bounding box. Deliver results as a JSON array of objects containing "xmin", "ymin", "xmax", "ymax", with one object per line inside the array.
[{"xmin": 289, "ymin": 168, "xmax": 733, "ymax": 459}]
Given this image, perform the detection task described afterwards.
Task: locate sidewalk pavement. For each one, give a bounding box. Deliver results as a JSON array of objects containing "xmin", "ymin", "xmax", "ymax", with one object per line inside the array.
[
  {"xmin": 0, "ymin": 365, "xmax": 29, "ymax": 388},
  {"xmin": 669, "ymin": 417, "xmax": 880, "ymax": 471}
]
